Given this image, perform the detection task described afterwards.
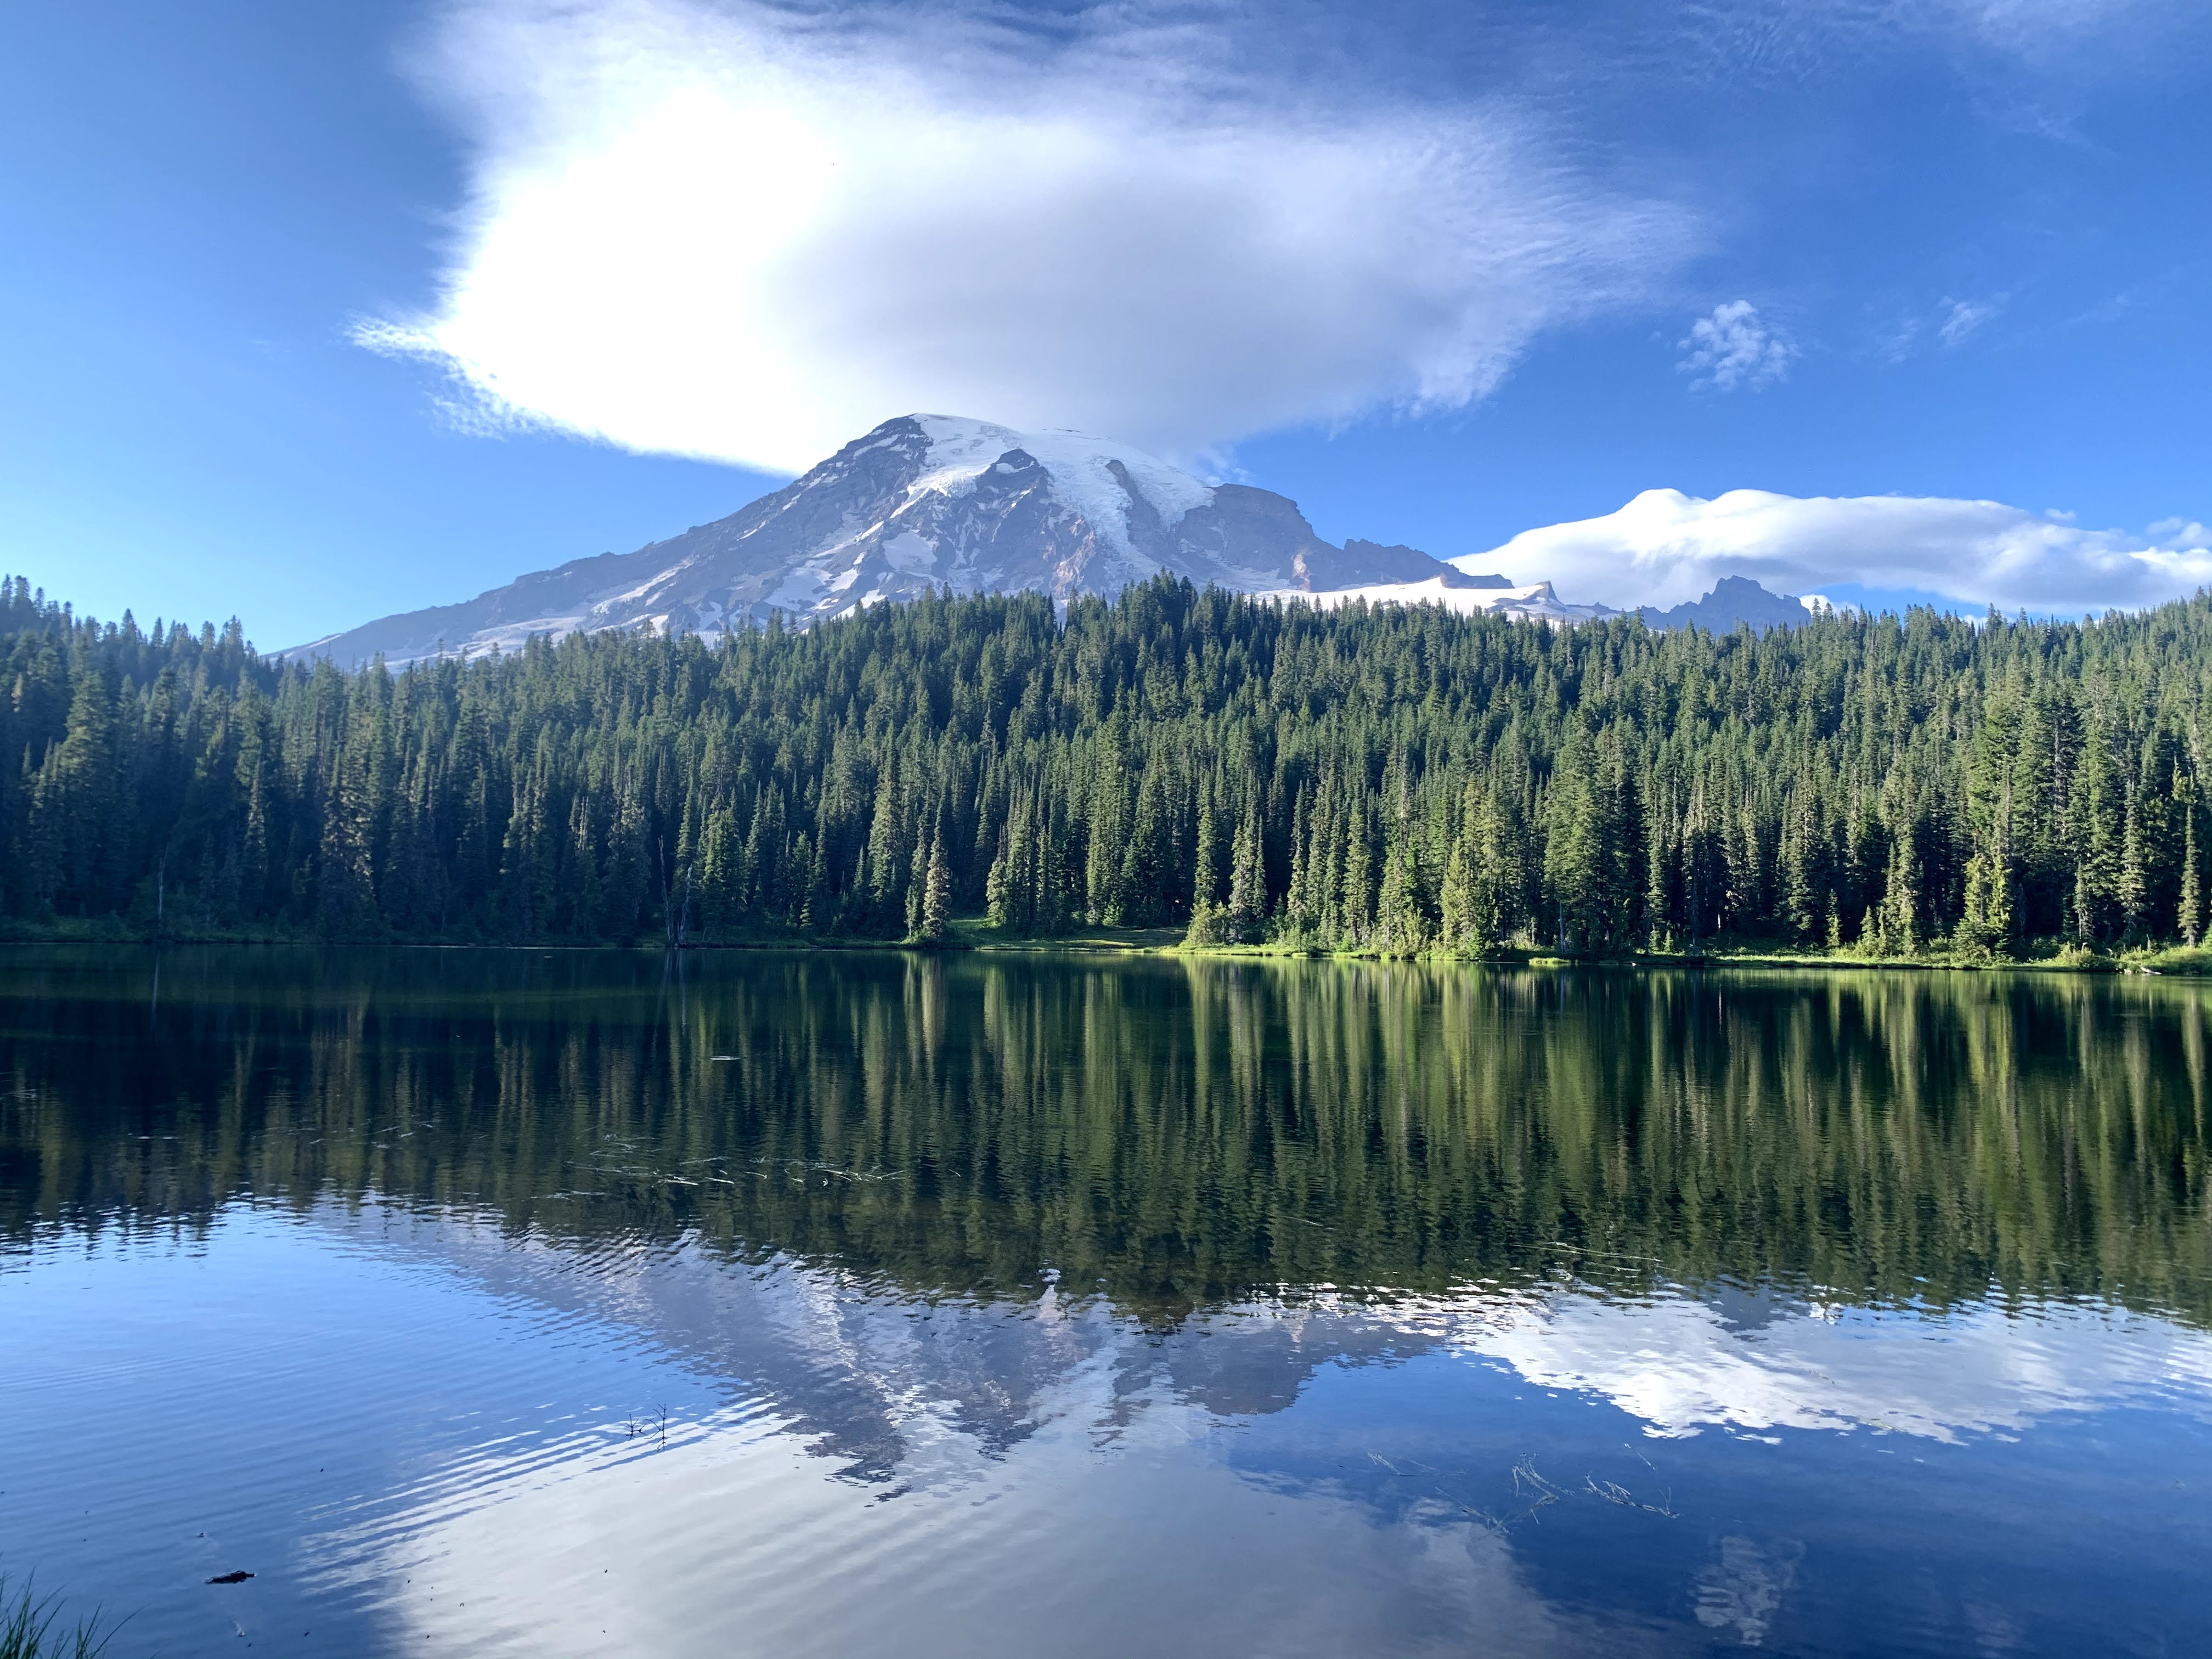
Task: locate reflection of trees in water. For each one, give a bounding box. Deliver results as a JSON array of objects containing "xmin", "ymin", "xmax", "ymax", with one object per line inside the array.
[{"xmin": 3, "ymin": 949, "xmax": 2208, "ymax": 1323}]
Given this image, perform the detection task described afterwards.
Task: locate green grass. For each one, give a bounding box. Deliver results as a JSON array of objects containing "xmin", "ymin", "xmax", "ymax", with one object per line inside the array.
[
  {"xmin": 947, "ymin": 917, "xmax": 1185, "ymax": 952},
  {"xmin": 2123, "ymin": 944, "xmax": 2212, "ymax": 975},
  {"xmin": 0, "ymin": 1577, "xmax": 110, "ymax": 1659},
  {"xmin": 1163, "ymin": 936, "xmax": 2168, "ymax": 973}
]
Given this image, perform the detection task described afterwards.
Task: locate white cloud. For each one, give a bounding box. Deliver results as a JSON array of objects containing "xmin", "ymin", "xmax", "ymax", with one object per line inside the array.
[
  {"xmin": 359, "ymin": 0, "xmax": 1695, "ymax": 472},
  {"xmin": 1465, "ymin": 487, "xmax": 2212, "ymax": 611},
  {"xmin": 1937, "ymin": 294, "xmax": 2003, "ymax": 346},
  {"xmin": 1675, "ymin": 300, "xmax": 1796, "ymax": 392}
]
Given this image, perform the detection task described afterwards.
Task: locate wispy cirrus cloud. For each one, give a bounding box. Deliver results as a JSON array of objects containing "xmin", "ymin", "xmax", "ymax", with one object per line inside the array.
[
  {"xmin": 1937, "ymin": 294, "xmax": 2005, "ymax": 346},
  {"xmin": 356, "ymin": 0, "xmax": 1699, "ymax": 472},
  {"xmin": 1676, "ymin": 0, "xmax": 2204, "ymax": 75}
]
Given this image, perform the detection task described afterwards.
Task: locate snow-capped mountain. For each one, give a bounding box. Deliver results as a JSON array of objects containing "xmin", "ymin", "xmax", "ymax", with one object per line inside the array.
[
  {"xmin": 291, "ymin": 414, "xmax": 1825, "ymax": 667},
  {"xmin": 292, "ymin": 415, "xmax": 1485, "ymax": 668}
]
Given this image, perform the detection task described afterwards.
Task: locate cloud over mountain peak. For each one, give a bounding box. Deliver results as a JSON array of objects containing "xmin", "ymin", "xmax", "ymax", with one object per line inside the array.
[{"xmin": 357, "ymin": 0, "xmax": 1696, "ymax": 471}]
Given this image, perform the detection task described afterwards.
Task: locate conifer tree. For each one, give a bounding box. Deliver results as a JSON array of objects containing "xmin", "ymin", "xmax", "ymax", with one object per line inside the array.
[
  {"xmin": 917, "ymin": 822, "xmax": 951, "ymax": 945},
  {"xmin": 2180, "ymin": 798, "xmax": 2203, "ymax": 947},
  {"xmin": 1224, "ymin": 790, "xmax": 1267, "ymax": 944},
  {"xmin": 1184, "ymin": 779, "xmax": 1222, "ymax": 944}
]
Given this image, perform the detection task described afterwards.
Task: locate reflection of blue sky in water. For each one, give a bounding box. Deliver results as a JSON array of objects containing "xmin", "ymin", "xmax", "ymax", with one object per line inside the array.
[{"xmin": 13, "ymin": 1201, "xmax": 2207, "ymax": 1656}]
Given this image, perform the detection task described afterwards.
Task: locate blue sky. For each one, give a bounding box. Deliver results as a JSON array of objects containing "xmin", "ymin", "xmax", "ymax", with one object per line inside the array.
[{"xmin": 3, "ymin": 1, "xmax": 2207, "ymax": 646}]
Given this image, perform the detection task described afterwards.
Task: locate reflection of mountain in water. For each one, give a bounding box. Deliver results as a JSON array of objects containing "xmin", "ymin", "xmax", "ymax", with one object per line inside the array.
[
  {"xmin": 315, "ymin": 1197, "xmax": 2212, "ymax": 1499},
  {"xmin": 323, "ymin": 1207, "xmax": 1466, "ymax": 1482}
]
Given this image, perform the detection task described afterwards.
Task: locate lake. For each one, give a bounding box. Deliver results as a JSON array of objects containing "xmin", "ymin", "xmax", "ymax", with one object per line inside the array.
[{"xmin": 3, "ymin": 946, "xmax": 2209, "ymax": 1656}]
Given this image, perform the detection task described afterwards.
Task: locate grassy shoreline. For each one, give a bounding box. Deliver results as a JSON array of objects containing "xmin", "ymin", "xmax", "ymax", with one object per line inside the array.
[
  {"xmin": 1164, "ymin": 942, "xmax": 2208, "ymax": 974},
  {"xmin": 965, "ymin": 922, "xmax": 2209, "ymax": 973},
  {"xmin": 4, "ymin": 913, "xmax": 2205, "ymax": 975}
]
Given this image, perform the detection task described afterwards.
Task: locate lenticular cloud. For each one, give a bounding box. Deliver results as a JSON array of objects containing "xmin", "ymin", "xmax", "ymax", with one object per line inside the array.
[{"xmin": 359, "ymin": 0, "xmax": 1693, "ymax": 471}]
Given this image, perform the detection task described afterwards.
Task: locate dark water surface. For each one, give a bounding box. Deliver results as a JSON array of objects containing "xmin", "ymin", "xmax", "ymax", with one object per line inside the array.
[{"xmin": 3, "ymin": 947, "xmax": 2210, "ymax": 1656}]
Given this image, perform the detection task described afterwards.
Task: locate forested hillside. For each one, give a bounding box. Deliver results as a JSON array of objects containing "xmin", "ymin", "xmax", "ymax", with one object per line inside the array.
[{"xmin": 3, "ymin": 571, "xmax": 2209, "ymax": 957}]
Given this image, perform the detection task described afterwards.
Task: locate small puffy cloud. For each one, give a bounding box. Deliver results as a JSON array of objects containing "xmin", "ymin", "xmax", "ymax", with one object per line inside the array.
[
  {"xmin": 358, "ymin": 0, "xmax": 1695, "ymax": 472},
  {"xmin": 1465, "ymin": 487, "xmax": 2212, "ymax": 611},
  {"xmin": 1676, "ymin": 300, "xmax": 1796, "ymax": 392}
]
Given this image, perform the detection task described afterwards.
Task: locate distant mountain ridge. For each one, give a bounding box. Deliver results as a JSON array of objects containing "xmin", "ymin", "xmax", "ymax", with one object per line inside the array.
[
  {"xmin": 291, "ymin": 415, "xmax": 1816, "ymax": 667},
  {"xmin": 1638, "ymin": 575, "xmax": 1825, "ymax": 631}
]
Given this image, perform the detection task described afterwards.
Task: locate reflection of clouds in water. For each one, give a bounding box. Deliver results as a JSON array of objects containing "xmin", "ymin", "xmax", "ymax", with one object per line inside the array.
[
  {"xmin": 313, "ymin": 1344, "xmax": 1626, "ymax": 1659},
  {"xmin": 1694, "ymin": 1536, "xmax": 1801, "ymax": 1647},
  {"xmin": 1447, "ymin": 1289, "xmax": 2212, "ymax": 1442}
]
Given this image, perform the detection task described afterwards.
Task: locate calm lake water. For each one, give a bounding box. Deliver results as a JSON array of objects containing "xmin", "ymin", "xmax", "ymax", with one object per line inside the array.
[{"xmin": 3, "ymin": 947, "xmax": 2210, "ymax": 1656}]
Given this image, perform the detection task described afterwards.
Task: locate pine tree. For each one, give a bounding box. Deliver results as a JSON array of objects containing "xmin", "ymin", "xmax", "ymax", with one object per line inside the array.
[
  {"xmin": 1779, "ymin": 785, "xmax": 1820, "ymax": 943},
  {"xmin": 318, "ymin": 710, "xmax": 380, "ymax": 936},
  {"xmin": 1224, "ymin": 791, "xmax": 1267, "ymax": 943},
  {"xmin": 1881, "ymin": 820, "xmax": 1919, "ymax": 956},
  {"xmin": 1375, "ymin": 837, "xmax": 1419, "ymax": 955},
  {"xmin": 1085, "ymin": 741, "xmax": 1127, "ymax": 925},
  {"xmin": 917, "ymin": 823, "xmax": 951, "ymax": 944},
  {"xmin": 1543, "ymin": 732, "xmax": 1602, "ymax": 950},
  {"xmin": 1118, "ymin": 747, "xmax": 1175, "ymax": 926},
  {"xmin": 1476, "ymin": 772, "xmax": 1527, "ymax": 950},
  {"xmin": 2180, "ymin": 793, "xmax": 2203, "ymax": 947},
  {"xmin": 1184, "ymin": 780, "xmax": 1222, "ymax": 944},
  {"xmin": 867, "ymin": 757, "xmax": 902, "ymax": 926},
  {"xmin": 985, "ymin": 820, "xmax": 1017, "ymax": 933},
  {"xmin": 1340, "ymin": 789, "xmax": 1374, "ymax": 947},
  {"xmin": 2118, "ymin": 787, "xmax": 2149, "ymax": 942},
  {"xmin": 1957, "ymin": 850, "xmax": 2014, "ymax": 959},
  {"xmin": 47, "ymin": 664, "xmax": 119, "ymax": 913},
  {"xmin": 1438, "ymin": 777, "xmax": 1479, "ymax": 952}
]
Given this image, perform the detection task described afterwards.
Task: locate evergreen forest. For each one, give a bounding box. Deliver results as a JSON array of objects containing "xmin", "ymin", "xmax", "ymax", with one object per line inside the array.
[{"xmin": 5, "ymin": 570, "xmax": 2211, "ymax": 960}]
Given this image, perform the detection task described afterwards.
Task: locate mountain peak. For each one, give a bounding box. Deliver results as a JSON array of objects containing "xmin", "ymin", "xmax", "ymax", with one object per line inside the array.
[
  {"xmin": 901, "ymin": 415, "xmax": 1217, "ymax": 556},
  {"xmin": 292, "ymin": 414, "xmax": 1472, "ymax": 667}
]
